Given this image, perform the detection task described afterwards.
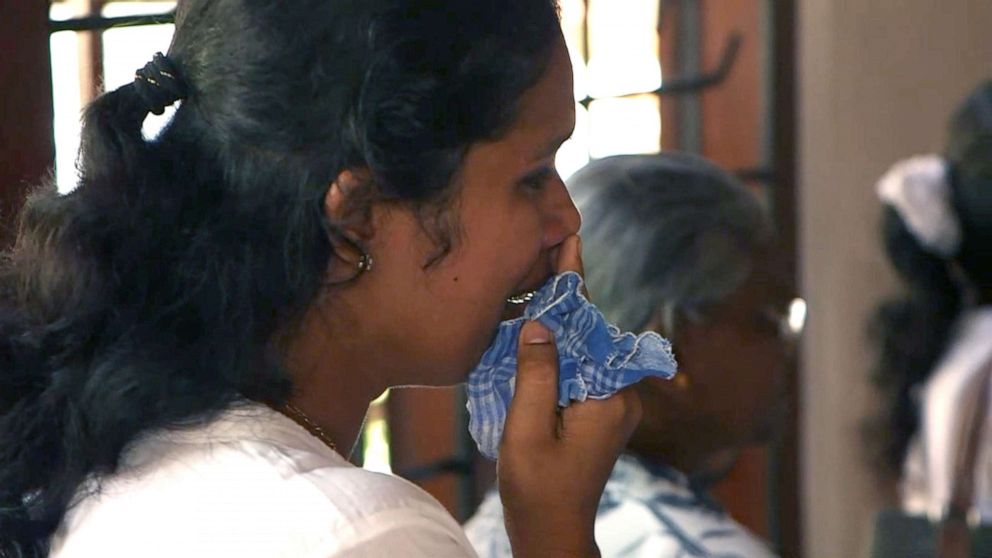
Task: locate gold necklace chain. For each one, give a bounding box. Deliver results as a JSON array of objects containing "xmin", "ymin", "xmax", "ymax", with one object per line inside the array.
[{"xmin": 281, "ymin": 403, "xmax": 338, "ymax": 452}]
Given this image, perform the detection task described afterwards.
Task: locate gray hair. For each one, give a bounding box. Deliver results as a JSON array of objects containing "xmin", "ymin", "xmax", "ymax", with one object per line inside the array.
[{"xmin": 569, "ymin": 152, "xmax": 771, "ymax": 334}]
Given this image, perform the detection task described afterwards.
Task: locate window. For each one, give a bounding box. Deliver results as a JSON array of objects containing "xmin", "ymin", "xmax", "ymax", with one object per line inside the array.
[
  {"xmin": 557, "ymin": 0, "xmax": 663, "ymax": 179},
  {"xmin": 50, "ymin": 1, "xmax": 177, "ymax": 193}
]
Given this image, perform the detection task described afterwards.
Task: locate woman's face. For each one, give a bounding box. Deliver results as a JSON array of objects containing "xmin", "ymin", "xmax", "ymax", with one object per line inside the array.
[
  {"xmin": 349, "ymin": 36, "xmax": 578, "ymax": 388},
  {"xmin": 630, "ymin": 253, "xmax": 795, "ymax": 470},
  {"xmin": 673, "ymin": 261, "xmax": 794, "ymax": 446}
]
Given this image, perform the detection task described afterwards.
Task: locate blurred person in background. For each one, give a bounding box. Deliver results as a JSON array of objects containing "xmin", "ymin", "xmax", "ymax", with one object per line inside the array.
[
  {"xmin": 869, "ymin": 81, "xmax": 992, "ymax": 557},
  {"xmin": 466, "ymin": 152, "xmax": 800, "ymax": 557}
]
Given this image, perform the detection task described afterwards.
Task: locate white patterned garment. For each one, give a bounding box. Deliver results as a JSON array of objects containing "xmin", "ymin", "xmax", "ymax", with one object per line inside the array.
[{"xmin": 464, "ymin": 454, "xmax": 777, "ymax": 558}]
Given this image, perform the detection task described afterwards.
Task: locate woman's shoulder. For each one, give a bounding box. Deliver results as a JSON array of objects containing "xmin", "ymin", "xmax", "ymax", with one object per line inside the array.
[
  {"xmin": 51, "ymin": 403, "xmax": 469, "ymax": 557},
  {"xmin": 139, "ymin": 408, "xmax": 444, "ymax": 516},
  {"xmin": 142, "ymin": 402, "xmax": 442, "ymax": 511}
]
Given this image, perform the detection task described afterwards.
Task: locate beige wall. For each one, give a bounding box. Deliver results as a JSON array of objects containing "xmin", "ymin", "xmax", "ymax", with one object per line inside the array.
[{"xmin": 797, "ymin": 1, "xmax": 992, "ymax": 557}]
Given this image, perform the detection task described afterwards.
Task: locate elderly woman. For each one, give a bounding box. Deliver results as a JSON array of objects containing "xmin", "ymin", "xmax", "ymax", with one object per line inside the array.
[
  {"xmin": 0, "ymin": 1, "xmax": 644, "ymax": 556},
  {"xmin": 466, "ymin": 152, "xmax": 797, "ymax": 557}
]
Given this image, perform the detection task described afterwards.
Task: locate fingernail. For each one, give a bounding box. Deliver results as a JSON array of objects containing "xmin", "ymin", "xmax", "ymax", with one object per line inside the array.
[{"xmin": 522, "ymin": 321, "xmax": 552, "ymax": 345}]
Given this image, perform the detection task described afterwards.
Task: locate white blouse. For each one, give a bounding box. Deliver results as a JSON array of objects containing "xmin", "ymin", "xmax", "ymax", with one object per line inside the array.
[
  {"xmin": 465, "ymin": 454, "xmax": 777, "ymax": 558},
  {"xmin": 902, "ymin": 307, "xmax": 992, "ymax": 522},
  {"xmin": 50, "ymin": 402, "xmax": 478, "ymax": 557}
]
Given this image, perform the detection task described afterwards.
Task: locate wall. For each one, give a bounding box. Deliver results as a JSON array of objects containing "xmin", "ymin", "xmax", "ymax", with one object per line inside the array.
[{"xmin": 797, "ymin": 1, "xmax": 992, "ymax": 557}]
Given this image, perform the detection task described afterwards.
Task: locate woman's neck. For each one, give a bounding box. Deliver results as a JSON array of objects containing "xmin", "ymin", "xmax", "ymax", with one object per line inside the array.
[{"xmin": 281, "ymin": 301, "xmax": 387, "ymax": 457}]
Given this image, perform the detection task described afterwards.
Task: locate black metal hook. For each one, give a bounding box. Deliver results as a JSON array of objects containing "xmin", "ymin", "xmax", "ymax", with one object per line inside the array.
[
  {"xmin": 50, "ymin": 10, "xmax": 177, "ymax": 33},
  {"xmin": 578, "ymin": 32, "xmax": 743, "ymax": 110}
]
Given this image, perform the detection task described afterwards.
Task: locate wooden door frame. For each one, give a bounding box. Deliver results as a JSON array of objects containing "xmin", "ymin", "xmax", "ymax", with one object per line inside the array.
[{"xmin": 0, "ymin": 3, "xmax": 55, "ymax": 246}]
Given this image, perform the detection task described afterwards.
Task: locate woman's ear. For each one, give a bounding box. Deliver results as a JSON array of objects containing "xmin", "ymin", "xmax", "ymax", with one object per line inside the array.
[
  {"xmin": 644, "ymin": 309, "xmax": 691, "ymax": 392},
  {"xmin": 325, "ymin": 169, "xmax": 375, "ymax": 236},
  {"xmin": 322, "ymin": 169, "xmax": 380, "ymax": 283},
  {"xmin": 324, "ymin": 169, "xmax": 376, "ymax": 267}
]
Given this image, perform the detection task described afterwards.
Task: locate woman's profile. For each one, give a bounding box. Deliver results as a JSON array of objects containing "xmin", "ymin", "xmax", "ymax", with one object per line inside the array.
[{"xmin": 466, "ymin": 153, "xmax": 791, "ymax": 558}]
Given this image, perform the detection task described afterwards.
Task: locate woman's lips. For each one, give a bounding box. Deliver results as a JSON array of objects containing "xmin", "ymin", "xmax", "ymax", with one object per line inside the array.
[
  {"xmin": 502, "ymin": 258, "xmax": 555, "ymax": 321},
  {"xmin": 503, "ymin": 288, "xmax": 537, "ymax": 321},
  {"xmin": 506, "ymin": 290, "xmax": 536, "ymax": 305},
  {"xmin": 501, "ymin": 280, "xmax": 549, "ymax": 321},
  {"xmin": 506, "ymin": 274, "xmax": 550, "ymax": 307}
]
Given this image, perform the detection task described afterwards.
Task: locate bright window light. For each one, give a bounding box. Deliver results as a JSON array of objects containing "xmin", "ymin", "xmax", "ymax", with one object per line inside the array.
[
  {"xmin": 586, "ymin": 0, "xmax": 661, "ymax": 98},
  {"xmin": 556, "ymin": 0, "xmax": 663, "ymax": 179},
  {"xmin": 588, "ymin": 95, "xmax": 661, "ymax": 158},
  {"xmin": 49, "ymin": 5, "xmax": 83, "ymax": 193},
  {"xmin": 362, "ymin": 390, "xmax": 392, "ymax": 474},
  {"xmin": 49, "ymin": 2, "xmax": 176, "ymax": 193},
  {"xmin": 787, "ymin": 298, "xmax": 807, "ymax": 338}
]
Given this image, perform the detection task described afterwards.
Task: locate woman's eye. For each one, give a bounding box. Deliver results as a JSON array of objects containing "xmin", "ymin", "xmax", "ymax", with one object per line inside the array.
[{"xmin": 519, "ymin": 167, "xmax": 555, "ymax": 191}]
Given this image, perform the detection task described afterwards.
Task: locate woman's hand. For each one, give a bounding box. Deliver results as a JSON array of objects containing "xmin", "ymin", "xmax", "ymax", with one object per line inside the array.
[{"xmin": 497, "ymin": 235, "xmax": 642, "ymax": 558}]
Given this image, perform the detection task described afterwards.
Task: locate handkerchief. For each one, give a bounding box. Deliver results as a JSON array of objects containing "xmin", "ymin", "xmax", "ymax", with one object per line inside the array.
[{"xmin": 466, "ymin": 272, "xmax": 678, "ymax": 460}]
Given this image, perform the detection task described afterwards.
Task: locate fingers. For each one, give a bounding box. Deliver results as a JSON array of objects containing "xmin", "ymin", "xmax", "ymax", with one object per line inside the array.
[
  {"xmin": 503, "ymin": 321, "xmax": 560, "ymax": 451},
  {"xmin": 559, "ymin": 386, "xmax": 643, "ymax": 444},
  {"xmin": 555, "ymin": 234, "xmax": 584, "ymax": 276},
  {"xmin": 554, "ymin": 234, "xmax": 589, "ymax": 299}
]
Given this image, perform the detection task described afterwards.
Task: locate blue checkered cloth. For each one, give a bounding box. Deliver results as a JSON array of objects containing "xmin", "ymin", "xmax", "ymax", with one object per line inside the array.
[{"xmin": 466, "ymin": 272, "xmax": 678, "ymax": 460}]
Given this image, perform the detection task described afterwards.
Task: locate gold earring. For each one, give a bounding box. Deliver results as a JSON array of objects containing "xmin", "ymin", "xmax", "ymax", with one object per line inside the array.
[
  {"xmin": 673, "ymin": 373, "xmax": 692, "ymax": 390},
  {"xmin": 356, "ymin": 252, "xmax": 374, "ymax": 274},
  {"xmin": 325, "ymin": 229, "xmax": 374, "ymax": 285}
]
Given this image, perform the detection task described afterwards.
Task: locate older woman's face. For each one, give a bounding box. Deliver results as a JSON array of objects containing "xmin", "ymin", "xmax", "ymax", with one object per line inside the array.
[
  {"xmin": 355, "ymin": 36, "xmax": 579, "ymax": 387},
  {"xmin": 674, "ymin": 260, "xmax": 794, "ymax": 446},
  {"xmin": 630, "ymin": 252, "xmax": 794, "ymax": 470}
]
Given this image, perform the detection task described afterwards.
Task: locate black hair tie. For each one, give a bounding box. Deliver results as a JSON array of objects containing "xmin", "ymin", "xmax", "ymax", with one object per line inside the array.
[{"xmin": 133, "ymin": 52, "xmax": 188, "ymax": 115}]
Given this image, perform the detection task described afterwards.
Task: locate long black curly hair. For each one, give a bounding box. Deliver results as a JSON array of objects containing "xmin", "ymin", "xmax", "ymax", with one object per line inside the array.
[
  {"xmin": 869, "ymin": 81, "xmax": 992, "ymax": 477},
  {"xmin": 0, "ymin": 0, "xmax": 562, "ymax": 554}
]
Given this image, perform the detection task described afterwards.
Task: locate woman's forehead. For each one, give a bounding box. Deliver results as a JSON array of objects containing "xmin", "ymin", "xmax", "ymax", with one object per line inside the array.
[{"xmin": 503, "ymin": 38, "xmax": 576, "ymax": 151}]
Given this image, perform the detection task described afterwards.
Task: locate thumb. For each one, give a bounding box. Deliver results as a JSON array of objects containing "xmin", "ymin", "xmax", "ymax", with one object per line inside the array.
[{"xmin": 504, "ymin": 321, "xmax": 560, "ymax": 449}]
